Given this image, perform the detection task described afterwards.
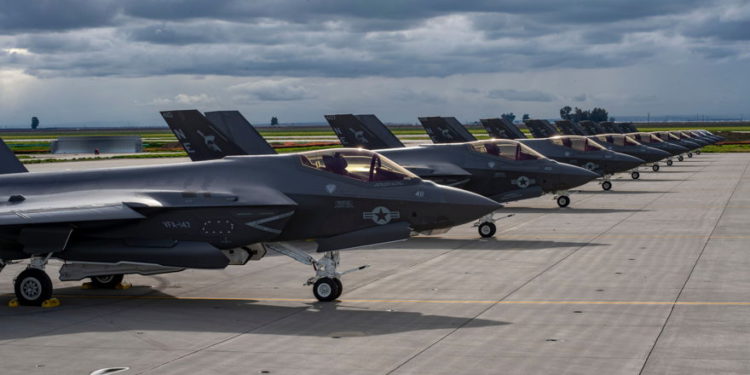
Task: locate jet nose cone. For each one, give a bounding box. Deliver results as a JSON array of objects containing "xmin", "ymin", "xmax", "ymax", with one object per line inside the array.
[
  {"xmin": 554, "ymin": 163, "xmax": 600, "ymax": 190},
  {"xmin": 638, "ymin": 147, "xmax": 671, "ymax": 163},
  {"xmin": 439, "ymin": 186, "xmax": 501, "ymax": 225},
  {"xmin": 609, "ymin": 152, "xmax": 645, "ymax": 173}
]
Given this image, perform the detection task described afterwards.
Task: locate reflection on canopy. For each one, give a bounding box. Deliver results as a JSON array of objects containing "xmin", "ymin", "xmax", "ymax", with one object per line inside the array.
[
  {"xmin": 549, "ymin": 135, "xmax": 607, "ymax": 152},
  {"xmin": 299, "ymin": 148, "xmax": 417, "ymax": 182},
  {"xmin": 594, "ymin": 134, "xmax": 641, "ymax": 147},
  {"xmin": 468, "ymin": 139, "xmax": 544, "ymax": 160}
]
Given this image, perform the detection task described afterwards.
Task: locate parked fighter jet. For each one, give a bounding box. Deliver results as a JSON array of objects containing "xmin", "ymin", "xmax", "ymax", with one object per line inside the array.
[
  {"xmin": 416, "ymin": 116, "xmax": 599, "ymax": 208},
  {"xmin": 552, "ymin": 120, "xmax": 671, "ymax": 175},
  {"xmin": 651, "ymin": 131, "xmax": 702, "ymax": 160},
  {"xmin": 325, "ymin": 114, "xmax": 598, "ymax": 236},
  {"xmin": 478, "ymin": 118, "xmax": 644, "ymax": 191},
  {"xmin": 0, "ymin": 127, "xmax": 499, "ymax": 305}
]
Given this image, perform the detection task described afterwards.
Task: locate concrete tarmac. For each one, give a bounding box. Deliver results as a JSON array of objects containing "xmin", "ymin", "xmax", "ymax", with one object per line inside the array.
[{"xmin": 1, "ymin": 153, "xmax": 749, "ymax": 375}]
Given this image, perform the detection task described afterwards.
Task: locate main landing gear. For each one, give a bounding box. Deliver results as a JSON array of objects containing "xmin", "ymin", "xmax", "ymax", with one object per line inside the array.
[
  {"xmin": 9, "ymin": 254, "xmax": 59, "ymax": 307},
  {"xmin": 266, "ymin": 243, "xmax": 369, "ymax": 302}
]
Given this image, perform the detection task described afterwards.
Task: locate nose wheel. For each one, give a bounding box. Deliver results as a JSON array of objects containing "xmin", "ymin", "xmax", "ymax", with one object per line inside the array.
[
  {"xmin": 631, "ymin": 171, "xmax": 640, "ymax": 180},
  {"xmin": 666, "ymin": 159, "xmax": 673, "ymax": 166},
  {"xmin": 677, "ymin": 155, "xmax": 684, "ymax": 162},
  {"xmin": 652, "ymin": 164, "xmax": 660, "ymax": 172},
  {"xmin": 687, "ymin": 152, "xmax": 693, "ymax": 158},
  {"xmin": 478, "ymin": 222, "xmax": 496, "ymax": 238},
  {"xmin": 556, "ymin": 195, "xmax": 571, "ymax": 208},
  {"xmin": 313, "ymin": 277, "xmax": 342, "ymax": 302},
  {"xmin": 601, "ymin": 180, "xmax": 612, "ymax": 191}
]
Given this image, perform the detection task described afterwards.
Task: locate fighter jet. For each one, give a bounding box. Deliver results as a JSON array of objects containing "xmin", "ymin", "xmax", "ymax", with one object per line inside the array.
[
  {"xmin": 416, "ymin": 116, "xmax": 599, "ymax": 208},
  {"xmin": 0, "ymin": 128, "xmax": 499, "ymax": 305},
  {"xmin": 479, "ymin": 118, "xmax": 644, "ymax": 191},
  {"xmin": 325, "ymin": 114, "xmax": 598, "ymax": 236},
  {"xmin": 553, "ymin": 120, "xmax": 671, "ymax": 175},
  {"xmin": 651, "ymin": 131, "xmax": 702, "ymax": 161}
]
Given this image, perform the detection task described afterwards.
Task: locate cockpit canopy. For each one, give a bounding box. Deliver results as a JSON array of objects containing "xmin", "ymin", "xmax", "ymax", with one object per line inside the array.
[
  {"xmin": 549, "ymin": 135, "xmax": 606, "ymax": 152},
  {"xmin": 628, "ymin": 133, "xmax": 664, "ymax": 143},
  {"xmin": 594, "ymin": 134, "xmax": 641, "ymax": 147},
  {"xmin": 653, "ymin": 132, "xmax": 681, "ymax": 141},
  {"xmin": 468, "ymin": 139, "xmax": 545, "ymax": 160},
  {"xmin": 299, "ymin": 148, "xmax": 418, "ymax": 182}
]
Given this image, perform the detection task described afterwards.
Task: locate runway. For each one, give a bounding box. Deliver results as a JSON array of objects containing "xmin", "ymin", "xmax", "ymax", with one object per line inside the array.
[{"xmin": 2, "ymin": 153, "xmax": 749, "ymax": 374}]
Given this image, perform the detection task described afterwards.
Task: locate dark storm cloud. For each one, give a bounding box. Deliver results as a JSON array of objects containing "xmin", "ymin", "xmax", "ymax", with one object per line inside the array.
[
  {"xmin": 0, "ymin": 0, "xmax": 120, "ymax": 34},
  {"xmin": 1, "ymin": 0, "xmax": 746, "ymax": 79}
]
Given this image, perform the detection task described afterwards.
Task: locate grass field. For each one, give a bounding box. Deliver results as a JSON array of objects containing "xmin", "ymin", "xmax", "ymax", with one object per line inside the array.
[{"xmin": 5, "ymin": 122, "xmax": 749, "ymax": 162}]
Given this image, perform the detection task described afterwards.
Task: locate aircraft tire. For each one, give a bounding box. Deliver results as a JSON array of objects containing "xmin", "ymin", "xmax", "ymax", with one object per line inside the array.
[
  {"xmin": 667, "ymin": 160, "xmax": 673, "ymax": 166},
  {"xmin": 333, "ymin": 278, "xmax": 343, "ymax": 299},
  {"xmin": 696, "ymin": 150, "xmax": 701, "ymax": 155},
  {"xmin": 678, "ymin": 155, "xmax": 684, "ymax": 162},
  {"xmin": 602, "ymin": 181, "xmax": 612, "ymax": 191},
  {"xmin": 688, "ymin": 152, "xmax": 693, "ymax": 158},
  {"xmin": 652, "ymin": 164, "xmax": 660, "ymax": 172},
  {"xmin": 631, "ymin": 171, "xmax": 640, "ymax": 180},
  {"xmin": 90, "ymin": 274, "xmax": 124, "ymax": 289},
  {"xmin": 478, "ymin": 222, "xmax": 496, "ymax": 238},
  {"xmin": 557, "ymin": 195, "xmax": 570, "ymax": 208},
  {"xmin": 313, "ymin": 277, "xmax": 340, "ymax": 302},
  {"xmin": 14, "ymin": 268, "xmax": 53, "ymax": 306}
]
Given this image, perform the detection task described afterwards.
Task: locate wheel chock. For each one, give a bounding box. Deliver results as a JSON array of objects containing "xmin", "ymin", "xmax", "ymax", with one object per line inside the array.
[
  {"xmin": 8, "ymin": 298, "xmax": 19, "ymax": 308},
  {"xmin": 115, "ymin": 282, "xmax": 132, "ymax": 290},
  {"xmin": 81, "ymin": 282, "xmax": 94, "ymax": 289},
  {"xmin": 41, "ymin": 298, "xmax": 61, "ymax": 308}
]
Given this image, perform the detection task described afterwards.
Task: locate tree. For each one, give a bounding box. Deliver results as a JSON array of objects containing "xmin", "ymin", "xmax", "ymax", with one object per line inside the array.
[
  {"xmin": 270, "ymin": 116, "xmax": 279, "ymax": 126},
  {"xmin": 522, "ymin": 113, "xmax": 530, "ymax": 121},
  {"xmin": 590, "ymin": 107, "xmax": 609, "ymax": 122},
  {"xmin": 31, "ymin": 116, "xmax": 39, "ymax": 130},
  {"xmin": 559, "ymin": 106, "xmax": 572, "ymax": 120},
  {"xmin": 572, "ymin": 107, "xmax": 590, "ymax": 122},
  {"xmin": 501, "ymin": 112, "xmax": 516, "ymax": 123}
]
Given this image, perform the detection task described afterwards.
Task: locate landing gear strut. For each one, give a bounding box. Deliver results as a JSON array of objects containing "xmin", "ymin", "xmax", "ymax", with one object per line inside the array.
[{"xmin": 266, "ymin": 243, "xmax": 369, "ymax": 302}]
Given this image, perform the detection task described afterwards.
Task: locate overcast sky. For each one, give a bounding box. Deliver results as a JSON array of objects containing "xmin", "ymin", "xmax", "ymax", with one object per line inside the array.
[{"xmin": 1, "ymin": 0, "xmax": 748, "ymax": 126}]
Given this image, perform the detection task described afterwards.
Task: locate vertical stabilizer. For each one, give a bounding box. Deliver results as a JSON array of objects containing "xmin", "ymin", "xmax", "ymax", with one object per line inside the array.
[
  {"xmin": 555, "ymin": 120, "xmax": 588, "ymax": 135},
  {"xmin": 0, "ymin": 139, "xmax": 28, "ymax": 174},
  {"xmin": 205, "ymin": 111, "xmax": 276, "ymax": 155},
  {"xmin": 161, "ymin": 110, "xmax": 248, "ymax": 161},
  {"xmin": 579, "ymin": 120, "xmax": 605, "ymax": 134},
  {"xmin": 324, "ymin": 114, "xmax": 404, "ymax": 150},
  {"xmin": 525, "ymin": 120, "xmax": 560, "ymax": 138},
  {"xmin": 418, "ymin": 117, "xmax": 477, "ymax": 143},
  {"xmin": 480, "ymin": 118, "xmax": 527, "ymax": 139}
]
